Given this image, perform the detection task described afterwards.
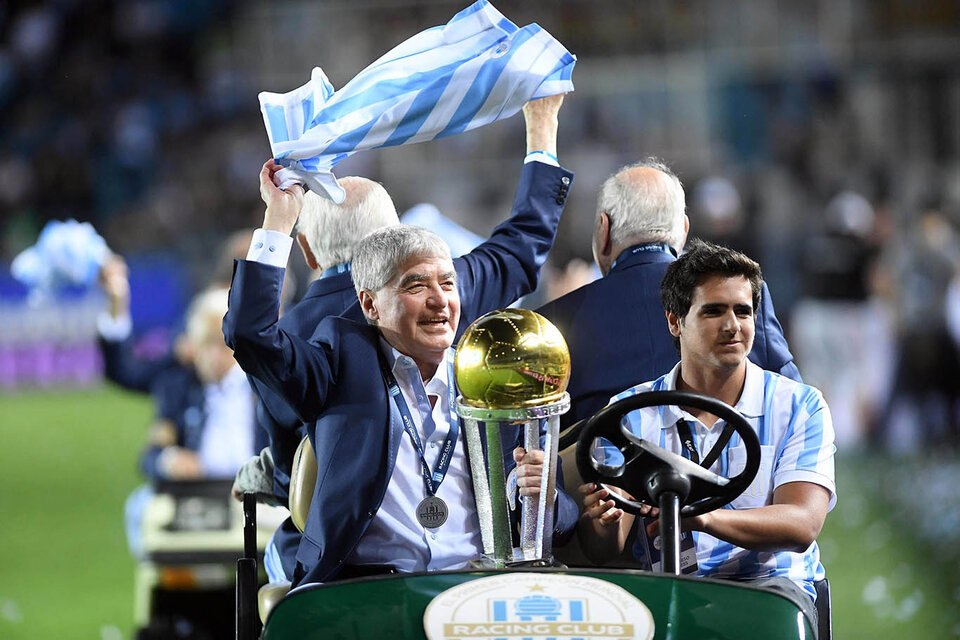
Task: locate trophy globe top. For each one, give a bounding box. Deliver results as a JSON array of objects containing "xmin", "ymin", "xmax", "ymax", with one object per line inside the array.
[{"xmin": 454, "ymin": 308, "xmax": 570, "ymax": 410}]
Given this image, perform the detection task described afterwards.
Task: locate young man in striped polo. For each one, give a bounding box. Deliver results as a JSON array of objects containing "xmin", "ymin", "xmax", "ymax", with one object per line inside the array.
[{"xmin": 578, "ymin": 239, "xmax": 836, "ymax": 629}]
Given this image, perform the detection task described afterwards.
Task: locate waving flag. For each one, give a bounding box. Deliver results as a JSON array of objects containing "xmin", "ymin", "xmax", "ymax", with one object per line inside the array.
[
  {"xmin": 11, "ymin": 219, "xmax": 110, "ymax": 303},
  {"xmin": 259, "ymin": 0, "xmax": 576, "ymax": 202}
]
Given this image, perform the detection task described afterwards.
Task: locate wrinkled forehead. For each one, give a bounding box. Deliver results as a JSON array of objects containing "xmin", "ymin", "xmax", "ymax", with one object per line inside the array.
[{"xmin": 389, "ymin": 250, "xmax": 455, "ymax": 284}]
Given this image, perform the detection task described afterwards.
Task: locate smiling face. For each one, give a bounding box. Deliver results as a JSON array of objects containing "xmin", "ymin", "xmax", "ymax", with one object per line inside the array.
[
  {"xmin": 667, "ymin": 274, "xmax": 755, "ymax": 375},
  {"xmin": 360, "ymin": 252, "xmax": 460, "ymax": 378}
]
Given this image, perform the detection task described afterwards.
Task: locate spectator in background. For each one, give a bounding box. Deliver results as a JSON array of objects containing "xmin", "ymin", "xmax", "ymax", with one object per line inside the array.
[
  {"xmin": 98, "ymin": 260, "xmax": 263, "ymax": 481},
  {"xmin": 98, "ymin": 255, "xmax": 263, "ymax": 554},
  {"xmin": 877, "ymin": 209, "xmax": 960, "ymax": 453},
  {"xmin": 792, "ymin": 191, "xmax": 891, "ymax": 450},
  {"xmin": 690, "ymin": 176, "xmax": 757, "ymax": 260}
]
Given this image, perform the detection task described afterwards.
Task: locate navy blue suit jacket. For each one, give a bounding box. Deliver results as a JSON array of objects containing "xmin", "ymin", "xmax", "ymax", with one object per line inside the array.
[
  {"xmin": 251, "ymin": 271, "xmax": 359, "ymax": 580},
  {"xmin": 537, "ymin": 243, "xmax": 801, "ymax": 429},
  {"xmin": 226, "ymin": 162, "xmax": 578, "ymax": 585}
]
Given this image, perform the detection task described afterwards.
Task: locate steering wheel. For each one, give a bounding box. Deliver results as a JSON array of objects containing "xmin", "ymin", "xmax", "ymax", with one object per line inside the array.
[{"xmin": 575, "ymin": 390, "xmax": 760, "ymax": 517}]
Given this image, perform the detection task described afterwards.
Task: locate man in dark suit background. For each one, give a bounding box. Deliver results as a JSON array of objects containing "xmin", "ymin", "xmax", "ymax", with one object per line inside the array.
[
  {"xmin": 537, "ymin": 158, "xmax": 800, "ymax": 431},
  {"xmin": 225, "ymin": 95, "xmax": 579, "ymax": 586}
]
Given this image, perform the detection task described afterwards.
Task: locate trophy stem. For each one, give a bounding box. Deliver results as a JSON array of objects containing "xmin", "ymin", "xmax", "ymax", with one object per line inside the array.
[
  {"xmin": 461, "ymin": 417, "xmax": 495, "ymax": 557},
  {"xmin": 520, "ymin": 420, "xmax": 542, "ymax": 560},
  {"xmin": 519, "ymin": 416, "xmax": 561, "ymax": 561},
  {"xmin": 483, "ymin": 421, "xmax": 513, "ymax": 563},
  {"xmin": 457, "ymin": 394, "xmax": 569, "ymax": 567}
]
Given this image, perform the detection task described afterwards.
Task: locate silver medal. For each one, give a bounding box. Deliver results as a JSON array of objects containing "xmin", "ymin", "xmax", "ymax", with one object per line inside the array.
[{"xmin": 416, "ymin": 496, "xmax": 448, "ymax": 529}]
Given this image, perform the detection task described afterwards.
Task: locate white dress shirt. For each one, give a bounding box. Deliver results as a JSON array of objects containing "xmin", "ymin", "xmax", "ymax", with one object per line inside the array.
[
  {"xmin": 344, "ymin": 342, "xmax": 482, "ymax": 571},
  {"xmin": 198, "ymin": 363, "xmax": 257, "ymax": 478}
]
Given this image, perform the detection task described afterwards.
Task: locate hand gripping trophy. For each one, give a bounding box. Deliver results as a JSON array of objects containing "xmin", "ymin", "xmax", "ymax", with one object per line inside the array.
[{"xmin": 454, "ymin": 309, "xmax": 571, "ymax": 566}]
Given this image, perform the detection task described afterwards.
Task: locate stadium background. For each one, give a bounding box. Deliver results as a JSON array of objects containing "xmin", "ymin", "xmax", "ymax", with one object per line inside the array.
[{"xmin": 1, "ymin": 1, "xmax": 959, "ymax": 638}]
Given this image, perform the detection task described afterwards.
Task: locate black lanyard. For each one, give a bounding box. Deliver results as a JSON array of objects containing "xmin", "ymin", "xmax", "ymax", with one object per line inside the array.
[
  {"xmin": 675, "ymin": 418, "xmax": 737, "ymax": 470},
  {"xmin": 378, "ymin": 351, "xmax": 458, "ymax": 496},
  {"xmin": 675, "ymin": 419, "xmax": 700, "ymax": 464}
]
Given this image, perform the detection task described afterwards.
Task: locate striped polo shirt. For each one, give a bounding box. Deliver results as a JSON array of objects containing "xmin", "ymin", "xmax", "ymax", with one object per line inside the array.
[{"xmin": 609, "ymin": 360, "xmax": 837, "ymax": 600}]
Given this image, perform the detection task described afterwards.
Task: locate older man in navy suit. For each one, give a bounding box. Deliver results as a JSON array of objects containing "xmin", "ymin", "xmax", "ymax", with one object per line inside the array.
[
  {"xmin": 224, "ymin": 95, "xmax": 578, "ymax": 586},
  {"xmin": 537, "ymin": 159, "xmax": 800, "ymax": 431}
]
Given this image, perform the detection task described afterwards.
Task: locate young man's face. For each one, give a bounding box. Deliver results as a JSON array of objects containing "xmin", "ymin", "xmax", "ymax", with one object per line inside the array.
[
  {"xmin": 362, "ymin": 252, "xmax": 460, "ymax": 370},
  {"xmin": 667, "ymin": 275, "xmax": 755, "ymax": 374}
]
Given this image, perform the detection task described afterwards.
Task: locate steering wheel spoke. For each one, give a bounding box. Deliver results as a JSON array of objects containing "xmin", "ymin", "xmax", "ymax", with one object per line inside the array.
[{"xmin": 576, "ymin": 390, "xmax": 760, "ymax": 518}]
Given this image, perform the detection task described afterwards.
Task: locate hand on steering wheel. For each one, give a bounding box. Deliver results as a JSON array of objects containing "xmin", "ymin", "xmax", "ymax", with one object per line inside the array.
[{"xmin": 575, "ymin": 390, "xmax": 760, "ymax": 518}]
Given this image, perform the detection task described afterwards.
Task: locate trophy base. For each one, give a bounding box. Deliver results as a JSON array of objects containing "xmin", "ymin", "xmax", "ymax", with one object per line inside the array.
[
  {"xmin": 505, "ymin": 556, "xmax": 567, "ymax": 570},
  {"xmin": 467, "ymin": 553, "xmax": 567, "ymax": 570}
]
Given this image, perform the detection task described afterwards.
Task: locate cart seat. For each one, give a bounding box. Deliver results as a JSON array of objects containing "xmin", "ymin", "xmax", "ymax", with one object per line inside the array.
[{"xmin": 257, "ymin": 436, "xmax": 318, "ymax": 622}]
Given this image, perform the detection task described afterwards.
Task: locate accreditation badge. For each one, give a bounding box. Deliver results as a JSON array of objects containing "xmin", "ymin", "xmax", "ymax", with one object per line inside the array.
[{"xmin": 632, "ymin": 516, "xmax": 699, "ymax": 575}]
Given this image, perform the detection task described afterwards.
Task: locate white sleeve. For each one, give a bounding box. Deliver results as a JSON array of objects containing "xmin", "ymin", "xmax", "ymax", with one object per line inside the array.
[
  {"xmin": 97, "ymin": 312, "xmax": 133, "ymax": 342},
  {"xmin": 246, "ymin": 229, "xmax": 293, "ymax": 268}
]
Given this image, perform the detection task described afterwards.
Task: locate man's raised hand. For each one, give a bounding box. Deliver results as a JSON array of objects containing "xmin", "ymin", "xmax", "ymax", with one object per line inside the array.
[{"xmin": 259, "ymin": 159, "xmax": 305, "ymax": 235}]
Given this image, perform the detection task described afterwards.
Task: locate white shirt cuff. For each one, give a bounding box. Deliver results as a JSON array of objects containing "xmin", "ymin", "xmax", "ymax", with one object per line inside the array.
[
  {"xmin": 247, "ymin": 229, "xmax": 293, "ymax": 268},
  {"xmin": 97, "ymin": 312, "xmax": 132, "ymax": 342},
  {"xmin": 524, "ymin": 151, "xmax": 560, "ymax": 167}
]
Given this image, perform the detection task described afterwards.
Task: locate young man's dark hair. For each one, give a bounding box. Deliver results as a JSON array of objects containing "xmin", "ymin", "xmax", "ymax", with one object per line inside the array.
[{"xmin": 660, "ymin": 239, "xmax": 764, "ymax": 350}]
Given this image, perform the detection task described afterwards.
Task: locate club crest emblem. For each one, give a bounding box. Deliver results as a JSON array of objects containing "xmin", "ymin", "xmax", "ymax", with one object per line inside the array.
[{"xmin": 423, "ymin": 573, "xmax": 654, "ymax": 639}]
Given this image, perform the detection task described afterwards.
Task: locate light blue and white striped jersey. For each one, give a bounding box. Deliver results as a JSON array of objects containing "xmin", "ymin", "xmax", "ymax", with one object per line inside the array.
[
  {"xmin": 259, "ymin": 0, "xmax": 576, "ymax": 203},
  {"xmin": 610, "ymin": 360, "xmax": 837, "ymax": 600}
]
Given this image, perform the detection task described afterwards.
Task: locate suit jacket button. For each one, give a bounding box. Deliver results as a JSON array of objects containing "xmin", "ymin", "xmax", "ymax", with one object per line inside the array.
[
  {"xmin": 561, "ymin": 176, "xmax": 571, "ymax": 186},
  {"xmin": 556, "ymin": 197, "xmax": 564, "ymax": 205}
]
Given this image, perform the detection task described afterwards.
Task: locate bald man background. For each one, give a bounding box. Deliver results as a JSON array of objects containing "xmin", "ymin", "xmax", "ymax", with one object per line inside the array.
[{"xmin": 537, "ymin": 158, "xmax": 801, "ymax": 430}]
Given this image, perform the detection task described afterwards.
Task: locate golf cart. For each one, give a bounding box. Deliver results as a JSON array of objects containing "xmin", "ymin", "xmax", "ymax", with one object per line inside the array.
[
  {"xmin": 236, "ymin": 389, "xmax": 831, "ymax": 640},
  {"xmin": 134, "ymin": 478, "xmax": 286, "ymax": 639}
]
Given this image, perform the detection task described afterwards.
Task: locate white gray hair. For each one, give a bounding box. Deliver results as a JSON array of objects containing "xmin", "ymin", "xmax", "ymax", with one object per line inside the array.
[
  {"xmin": 295, "ymin": 177, "xmax": 399, "ymax": 270},
  {"xmin": 596, "ymin": 158, "xmax": 687, "ymax": 252},
  {"xmin": 352, "ymin": 225, "xmax": 451, "ymax": 295},
  {"xmin": 186, "ymin": 287, "xmax": 230, "ymax": 342}
]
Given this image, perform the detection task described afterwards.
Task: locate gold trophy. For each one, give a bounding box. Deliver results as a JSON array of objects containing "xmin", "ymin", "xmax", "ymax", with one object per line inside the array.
[{"xmin": 454, "ymin": 309, "xmax": 571, "ymax": 566}]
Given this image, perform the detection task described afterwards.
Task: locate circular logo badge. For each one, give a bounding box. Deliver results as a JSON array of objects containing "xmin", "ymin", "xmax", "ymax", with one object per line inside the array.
[{"xmin": 424, "ymin": 573, "xmax": 655, "ymax": 639}]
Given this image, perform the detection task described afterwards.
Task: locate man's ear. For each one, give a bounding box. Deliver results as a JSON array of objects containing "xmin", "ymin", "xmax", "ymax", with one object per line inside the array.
[
  {"xmin": 296, "ymin": 233, "xmax": 320, "ymax": 270},
  {"xmin": 597, "ymin": 212, "xmax": 613, "ymax": 257},
  {"xmin": 666, "ymin": 310, "xmax": 682, "ymax": 339},
  {"xmin": 358, "ymin": 289, "xmax": 379, "ymax": 323}
]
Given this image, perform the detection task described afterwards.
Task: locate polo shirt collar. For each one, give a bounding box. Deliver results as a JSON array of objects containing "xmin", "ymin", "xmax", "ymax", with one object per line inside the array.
[{"xmin": 657, "ymin": 359, "xmax": 764, "ymax": 428}]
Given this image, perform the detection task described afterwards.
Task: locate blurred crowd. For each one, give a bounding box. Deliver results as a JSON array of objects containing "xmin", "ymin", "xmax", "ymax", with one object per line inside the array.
[{"xmin": 2, "ymin": 0, "xmax": 959, "ymax": 455}]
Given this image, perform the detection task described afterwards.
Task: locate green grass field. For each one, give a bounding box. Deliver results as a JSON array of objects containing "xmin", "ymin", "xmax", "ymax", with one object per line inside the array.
[
  {"xmin": 0, "ymin": 387, "xmax": 148, "ymax": 640},
  {"xmin": 1, "ymin": 386, "xmax": 958, "ymax": 639}
]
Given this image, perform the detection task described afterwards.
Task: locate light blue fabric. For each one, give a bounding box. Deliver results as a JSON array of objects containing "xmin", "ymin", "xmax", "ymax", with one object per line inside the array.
[
  {"xmin": 10, "ymin": 219, "xmax": 110, "ymax": 303},
  {"xmin": 264, "ymin": 531, "xmax": 288, "ymax": 582},
  {"xmin": 400, "ymin": 203, "xmax": 483, "ymax": 258},
  {"xmin": 609, "ymin": 361, "xmax": 837, "ymax": 601},
  {"xmin": 123, "ymin": 484, "xmax": 154, "ymax": 559},
  {"xmin": 258, "ymin": 0, "xmax": 575, "ymax": 202}
]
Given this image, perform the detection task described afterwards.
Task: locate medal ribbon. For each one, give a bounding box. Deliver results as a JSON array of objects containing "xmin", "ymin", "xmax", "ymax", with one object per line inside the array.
[{"xmin": 379, "ymin": 350, "xmax": 458, "ymax": 497}]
